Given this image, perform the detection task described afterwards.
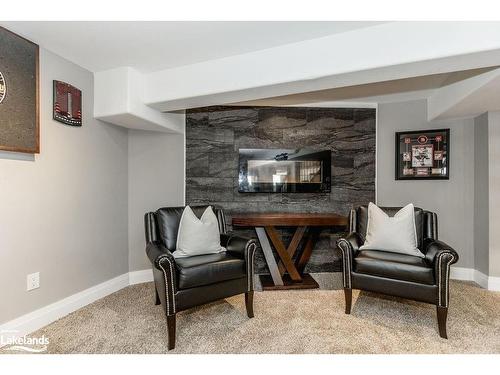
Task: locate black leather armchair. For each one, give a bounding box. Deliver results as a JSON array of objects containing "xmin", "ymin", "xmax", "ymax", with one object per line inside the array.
[
  {"xmin": 337, "ymin": 206, "xmax": 459, "ymax": 338},
  {"xmin": 145, "ymin": 205, "xmax": 257, "ymax": 350}
]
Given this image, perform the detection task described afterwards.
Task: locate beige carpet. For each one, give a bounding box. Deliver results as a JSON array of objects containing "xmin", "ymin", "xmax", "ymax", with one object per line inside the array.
[{"xmin": 7, "ymin": 275, "xmax": 500, "ymax": 354}]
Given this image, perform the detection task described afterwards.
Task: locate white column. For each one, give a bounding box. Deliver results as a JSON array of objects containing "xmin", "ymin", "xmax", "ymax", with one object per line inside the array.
[{"xmin": 488, "ymin": 112, "xmax": 500, "ymax": 279}]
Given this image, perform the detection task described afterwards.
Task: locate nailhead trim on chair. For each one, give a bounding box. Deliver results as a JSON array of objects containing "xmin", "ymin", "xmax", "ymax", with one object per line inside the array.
[
  {"xmin": 247, "ymin": 242, "xmax": 256, "ymax": 291},
  {"xmin": 158, "ymin": 256, "xmax": 176, "ymax": 315},
  {"xmin": 337, "ymin": 239, "xmax": 352, "ymax": 289},
  {"xmin": 437, "ymin": 251, "xmax": 456, "ymax": 308}
]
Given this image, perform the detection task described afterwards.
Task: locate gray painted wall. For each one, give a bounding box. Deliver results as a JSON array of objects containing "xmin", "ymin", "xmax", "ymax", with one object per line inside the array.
[
  {"xmin": 377, "ymin": 100, "xmax": 475, "ymax": 269},
  {"xmin": 128, "ymin": 130, "xmax": 185, "ymax": 271},
  {"xmin": 474, "ymin": 113, "xmax": 489, "ymax": 275},
  {"xmin": 185, "ymin": 106, "xmax": 376, "ymax": 273},
  {"xmin": 0, "ymin": 48, "xmax": 129, "ymax": 325}
]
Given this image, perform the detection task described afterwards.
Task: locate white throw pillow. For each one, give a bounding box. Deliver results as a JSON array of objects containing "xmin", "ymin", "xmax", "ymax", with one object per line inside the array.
[
  {"xmin": 359, "ymin": 202, "xmax": 424, "ymax": 258},
  {"xmin": 173, "ymin": 206, "xmax": 226, "ymax": 258}
]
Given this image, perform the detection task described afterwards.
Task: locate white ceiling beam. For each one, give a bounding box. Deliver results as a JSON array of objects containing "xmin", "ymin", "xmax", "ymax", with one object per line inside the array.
[
  {"xmin": 141, "ymin": 22, "xmax": 500, "ymax": 111},
  {"xmin": 94, "ymin": 67, "xmax": 184, "ymax": 133},
  {"xmin": 427, "ymin": 68, "xmax": 500, "ymax": 120}
]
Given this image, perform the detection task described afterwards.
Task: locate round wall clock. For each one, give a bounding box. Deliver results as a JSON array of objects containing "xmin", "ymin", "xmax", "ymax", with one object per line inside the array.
[{"xmin": 0, "ymin": 71, "xmax": 6, "ymax": 104}]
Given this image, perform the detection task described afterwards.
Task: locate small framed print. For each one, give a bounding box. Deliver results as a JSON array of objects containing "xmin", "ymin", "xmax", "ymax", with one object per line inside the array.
[
  {"xmin": 53, "ymin": 80, "xmax": 82, "ymax": 126},
  {"xmin": 395, "ymin": 128, "xmax": 449, "ymax": 180},
  {"xmin": 432, "ymin": 168, "xmax": 443, "ymax": 175},
  {"xmin": 411, "ymin": 144, "xmax": 433, "ymax": 167},
  {"xmin": 416, "ymin": 168, "xmax": 429, "ymax": 176},
  {"xmin": 403, "ymin": 167, "xmax": 414, "ymax": 176}
]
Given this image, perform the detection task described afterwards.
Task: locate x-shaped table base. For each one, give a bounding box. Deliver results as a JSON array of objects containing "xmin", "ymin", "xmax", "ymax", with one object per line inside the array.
[{"xmin": 255, "ymin": 226, "xmax": 320, "ymax": 289}]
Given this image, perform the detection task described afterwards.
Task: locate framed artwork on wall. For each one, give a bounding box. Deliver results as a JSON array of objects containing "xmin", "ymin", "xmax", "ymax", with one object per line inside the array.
[
  {"xmin": 395, "ymin": 128, "xmax": 450, "ymax": 180},
  {"xmin": 53, "ymin": 80, "xmax": 82, "ymax": 126},
  {"xmin": 0, "ymin": 26, "xmax": 40, "ymax": 154}
]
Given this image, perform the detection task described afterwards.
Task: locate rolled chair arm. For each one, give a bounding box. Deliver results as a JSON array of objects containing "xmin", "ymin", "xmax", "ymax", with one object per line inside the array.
[
  {"xmin": 220, "ymin": 233, "xmax": 257, "ymax": 291},
  {"xmin": 221, "ymin": 233, "xmax": 254, "ymax": 257},
  {"xmin": 339, "ymin": 232, "xmax": 362, "ymax": 252},
  {"xmin": 424, "ymin": 239, "xmax": 459, "ymax": 308},
  {"xmin": 146, "ymin": 241, "xmax": 176, "ymax": 269},
  {"xmin": 336, "ymin": 232, "xmax": 363, "ymax": 289},
  {"xmin": 424, "ymin": 239, "xmax": 459, "ymax": 265},
  {"xmin": 146, "ymin": 241, "xmax": 177, "ymax": 314}
]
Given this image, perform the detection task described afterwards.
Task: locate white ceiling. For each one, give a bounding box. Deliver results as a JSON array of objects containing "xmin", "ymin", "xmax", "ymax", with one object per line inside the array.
[{"xmin": 0, "ymin": 21, "xmax": 385, "ymax": 73}]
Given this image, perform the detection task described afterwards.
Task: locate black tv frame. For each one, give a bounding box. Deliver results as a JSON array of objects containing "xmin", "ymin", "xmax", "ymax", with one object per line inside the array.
[{"xmin": 238, "ymin": 148, "xmax": 331, "ymax": 193}]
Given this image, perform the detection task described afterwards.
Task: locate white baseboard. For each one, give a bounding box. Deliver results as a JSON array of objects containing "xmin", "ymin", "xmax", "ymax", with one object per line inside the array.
[
  {"xmin": 450, "ymin": 266, "xmax": 500, "ymax": 291},
  {"xmin": 473, "ymin": 269, "xmax": 489, "ymax": 289},
  {"xmin": 128, "ymin": 269, "xmax": 153, "ymax": 285},
  {"xmin": 0, "ymin": 270, "xmax": 156, "ymax": 346},
  {"xmin": 450, "ymin": 266, "xmax": 475, "ymax": 281},
  {"xmin": 0, "ymin": 273, "xmax": 129, "ymax": 346},
  {"xmin": 487, "ymin": 275, "xmax": 500, "ymax": 291}
]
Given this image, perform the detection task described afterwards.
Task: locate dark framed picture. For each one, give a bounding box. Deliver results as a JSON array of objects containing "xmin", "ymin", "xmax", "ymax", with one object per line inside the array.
[
  {"xmin": 395, "ymin": 129, "xmax": 450, "ymax": 180},
  {"xmin": 0, "ymin": 27, "xmax": 40, "ymax": 153},
  {"xmin": 53, "ymin": 80, "xmax": 82, "ymax": 126}
]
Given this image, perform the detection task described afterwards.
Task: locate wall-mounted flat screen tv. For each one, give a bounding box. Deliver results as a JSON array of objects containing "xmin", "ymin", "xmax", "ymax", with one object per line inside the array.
[{"xmin": 238, "ymin": 148, "xmax": 331, "ymax": 193}]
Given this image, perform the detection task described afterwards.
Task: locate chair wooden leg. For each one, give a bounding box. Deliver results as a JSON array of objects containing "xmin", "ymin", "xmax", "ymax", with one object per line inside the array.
[
  {"xmin": 154, "ymin": 287, "xmax": 161, "ymax": 306},
  {"xmin": 344, "ymin": 288, "xmax": 352, "ymax": 314},
  {"xmin": 437, "ymin": 306, "xmax": 448, "ymax": 339},
  {"xmin": 167, "ymin": 314, "xmax": 176, "ymax": 350},
  {"xmin": 245, "ymin": 291, "xmax": 254, "ymax": 318}
]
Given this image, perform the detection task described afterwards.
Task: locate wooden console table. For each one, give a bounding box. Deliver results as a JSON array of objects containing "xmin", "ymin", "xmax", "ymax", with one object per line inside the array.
[{"xmin": 232, "ymin": 213, "xmax": 348, "ymax": 290}]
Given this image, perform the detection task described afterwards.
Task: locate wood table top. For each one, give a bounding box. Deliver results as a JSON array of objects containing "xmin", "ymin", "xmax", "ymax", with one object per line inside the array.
[{"xmin": 231, "ymin": 212, "xmax": 348, "ymax": 227}]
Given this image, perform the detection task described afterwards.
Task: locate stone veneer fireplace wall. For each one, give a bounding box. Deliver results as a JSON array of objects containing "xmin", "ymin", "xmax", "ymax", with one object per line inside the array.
[{"xmin": 185, "ymin": 106, "xmax": 376, "ymax": 273}]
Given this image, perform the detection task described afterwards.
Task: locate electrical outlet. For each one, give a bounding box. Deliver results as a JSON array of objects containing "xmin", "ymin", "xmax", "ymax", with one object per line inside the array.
[{"xmin": 27, "ymin": 272, "xmax": 40, "ymax": 291}]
